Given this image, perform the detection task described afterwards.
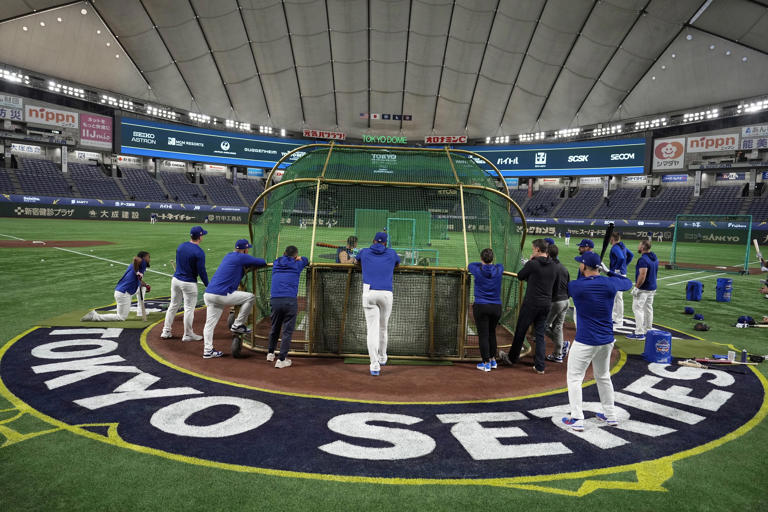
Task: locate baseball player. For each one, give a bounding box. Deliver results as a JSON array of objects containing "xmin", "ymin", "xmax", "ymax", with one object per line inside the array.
[
  {"xmin": 202, "ymin": 239, "xmax": 267, "ymax": 359},
  {"xmin": 81, "ymin": 251, "xmax": 151, "ymax": 322},
  {"xmin": 468, "ymin": 248, "xmax": 503, "ymax": 371},
  {"xmin": 161, "ymin": 226, "xmax": 209, "ymax": 342},
  {"xmin": 572, "ymin": 238, "xmax": 594, "ymax": 329},
  {"xmin": 545, "ymin": 243, "xmax": 571, "ymax": 363},
  {"xmin": 267, "ymin": 245, "xmax": 309, "ymax": 368},
  {"xmin": 564, "ymin": 231, "xmax": 571, "ymax": 246},
  {"xmin": 626, "ymin": 240, "xmax": 659, "ymax": 339},
  {"xmin": 608, "ymin": 232, "xmax": 633, "ymax": 330},
  {"xmin": 356, "ymin": 232, "xmax": 400, "ymax": 376},
  {"xmin": 336, "ymin": 235, "xmax": 359, "ymax": 264},
  {"xmin": 562, "ymin": 250, "xmax": 632, "ymax": 431}
]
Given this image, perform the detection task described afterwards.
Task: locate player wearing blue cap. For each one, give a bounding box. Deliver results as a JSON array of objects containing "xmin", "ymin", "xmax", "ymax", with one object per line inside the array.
[
  {"xmin": 562, "ymin": 250, "xmax": 632, "ymax": 432},
  {"xmin": 609, "ymin": 232, "xmax": 633, "ymax": 330},
  {"xmin": 81, "ymin": 251, "xmax": 151, "ymax": 322},
  {"xmin": 572, "ymin": 238, "xmax": 594, "ymax": 329},
  {"xmin": 267, "ymin": 245, "xmax": 310, "ymax": 368},
  {"xmin": 202, "ymin": 239, "xmax": 267, "ymax": 359},
  {"xmin": 161, "ymin": 226, "xmax": 209, "ymax": 341},
  {"xmin": 356, "ymin": 232, "xmax": 400, "ymax": 376},
  {"xmin": 564, "ymin": 231, "xmax": 571, "ymax": 246},
  {"xmin": 468, "ymin": 248, "xmax": 503, "ymax": 371},
  {"xmin": 627, "ymin": 239, "xmax": 659, "ymax": 339}
]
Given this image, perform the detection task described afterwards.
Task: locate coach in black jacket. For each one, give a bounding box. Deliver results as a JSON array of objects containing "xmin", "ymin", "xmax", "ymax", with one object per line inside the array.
[{"xmin": 508, "ymin": 239, "xmax": 560, "ymax": 374}]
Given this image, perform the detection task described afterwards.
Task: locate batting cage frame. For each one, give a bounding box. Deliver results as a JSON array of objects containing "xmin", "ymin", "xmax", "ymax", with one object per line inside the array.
[
  {"xmin": 244, "ymin": 143, "xmax": 527, "ymax": 361},
  {"xmin": 669, "ymin": 214, "xmax": 753, "ymax": 274}
]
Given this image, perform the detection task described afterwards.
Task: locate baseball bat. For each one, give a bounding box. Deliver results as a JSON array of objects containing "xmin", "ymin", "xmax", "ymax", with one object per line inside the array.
[
  {"xmin": 138, "ymin": 281, "xmax": 147, "ymax": 321},
  {"xmin": 316, "ymin": 242, "xmax": 342, "ymax": 249},
  {"xmin": 599, "ymin": 222, "xmax": 615, "ymax": 261},
  {"xmin": 694, "ymin": 358, "xmax": 757, "ymax": 366},
  {"xmin": 754, "ymin": 238, "xmax": 761, "ymax": 257}
]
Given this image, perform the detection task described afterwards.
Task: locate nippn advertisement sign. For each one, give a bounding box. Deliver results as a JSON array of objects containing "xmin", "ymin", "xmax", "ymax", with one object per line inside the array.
[
  {"xmin": 686, "ymin": 133, "xmax": 739, "ymax": 153},
  {"xmin": 25, "ymin": 105, "xmax": 78, "ymax": 129},
  {"xmin": 652, "ymin": 137, "xmax": 685, "ymax": 170}
]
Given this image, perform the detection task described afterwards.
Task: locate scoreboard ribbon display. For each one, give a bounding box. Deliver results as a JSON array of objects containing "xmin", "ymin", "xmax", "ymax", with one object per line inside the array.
[
  {"xmin": 116, "ymin": 117, "xmax": 312, "ymax": 168},
  {"xmin": 464, "ymin": 138, "xmax": 647, "ymax": 177}
]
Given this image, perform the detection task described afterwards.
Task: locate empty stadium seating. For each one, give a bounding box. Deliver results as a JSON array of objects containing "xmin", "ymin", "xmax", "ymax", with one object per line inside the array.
[
  {"xmin": 554, "ymin": 188, "xmax": 603, "ymax": 218},
  {"xmin": 120, "ymin": 167, "xmax": 167, "ymax": 202},
  {"xmin": 591, "ymin": 188, "xmax": 644, "ymax": 219},
  {"xmin": 237, "ymin": 179, "xmax": 265, "ymax": 209},
  {"xmin": 748, "ymin": 195, "xmax": 768, "ymax": 222},
  {"xmin": 16, "ymin": 158, "xmax": 71, "ymax": 196},
  {"xmin": 0, "ymin": 168, "xmax": 14, "ymax": 193},
  {"xmin": 506, "ymin": 189, "xmax": 529, "ymax": 212},
  {"xmin": 524, "ymin": 188, "xmax": 561, "ymax": 216},
  {"xmin": 202, "ymin": 174, "xmax": 246, "ymax": 206},
  {"xmin": 636, "ymin": 186, "xmax": 694, "ymax": 220},
  {"xmin": 689, "ymin": 185, "xmax": 743, "ymax": 215},
  {"xmin": 68, "ymin": 163, "xmax": 125, "ymax": 200},
  {"xmin": 159, "ymin": 171, "xmax": 208, "ymax": 204}
]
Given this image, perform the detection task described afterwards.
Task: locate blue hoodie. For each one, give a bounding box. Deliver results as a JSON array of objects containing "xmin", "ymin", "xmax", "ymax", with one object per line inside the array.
[
  {"xmin": 610, "ymin": 241, "xmax": 634, "ymax": 275},
  {"xmin": 206, "ymin": 252, "xmax": 267, "ymax": 296},
  {"xmin": 357, "ymin": 243, "xmax": 400, "ymax": 291},
  {"xmin": 271, "ymin": 256, "xmax": 310, "ymax": 298},
  {"xmin": 569, "ymin": 272, "xmax": 633, "ymax": 346},
  {"xmin": 468, "ymin": 262, "xmax": 503, "ymax": 304},
  {"xmin": 173, "ymin": 241, "xmax": 209, "ymax": 286},
  {"xmin": 636, "ymin": 251, "xmax": 659, "ymax": 291},
  {"xmin": 115, "ymin": 259, "xmax": 147, "ymax": 295}
]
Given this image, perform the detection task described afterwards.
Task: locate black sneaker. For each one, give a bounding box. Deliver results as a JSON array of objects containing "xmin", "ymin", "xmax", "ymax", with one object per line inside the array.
[{"xmin": 230, "ymin": 324, "xmax": 251, "ymax": 334}]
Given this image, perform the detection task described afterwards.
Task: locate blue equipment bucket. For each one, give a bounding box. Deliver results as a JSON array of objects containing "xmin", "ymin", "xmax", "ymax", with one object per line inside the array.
[
  {"xmin": 715, "ymin": 278, "xmax": 733, "ymax": 303},
  {"xmin": 642, "ymin": 329, "xmax": 672, "ymax": 364},
  {"xmin": 686, "ymin": 280, "xmax": 703, "ymax": 301}
]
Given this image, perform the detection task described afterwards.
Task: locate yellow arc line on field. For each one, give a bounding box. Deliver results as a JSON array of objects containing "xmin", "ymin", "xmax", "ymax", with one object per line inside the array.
[
  {"xmin": 138, "ymin": 318, "xmax": 626, "ymax": 405},
  {"xmin": 1, "ymin": 326, "xmax": 767, "ymax": 496}
]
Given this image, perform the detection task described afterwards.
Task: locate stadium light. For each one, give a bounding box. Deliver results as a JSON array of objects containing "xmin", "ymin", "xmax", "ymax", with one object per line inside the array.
[
  {"xmin": 226, "ymin": 119, "xmax": 251, "ymax": 131},
  {"xmin": 2, "ymin": 70, "xmax": 29, "ymax": 85},
  {"xmin": 682, "ymin": 109, "xmax": 718, "ymax": 122},
  {"xmin": 259, "ymin": 126, "xmax": 274, "ymax": 134},
  {"xmin": 634, "ymin": 117, "xmax": 667, "ymax": 130},
  {"xmin": 592, "ymin": 124, "xmax": 623, "ymax": 137},
  {"xmin": 47, "ymin": 80, "xmax": 85, "ymax": 98},
  {"xmin": 736, "ymin": 99, "xmax": 768, "ymax": 115},
  {"xmin": 519, "ymin": 132, "xmax": 546, "ymax": 142},
  {"xmin": 100, "ymin": 94, "xmax": 133, "ymax": 110},
  {"xmin": 188, "ymin": 112, "xmax": 211, "ymax": 124},
  {"xmin": 553, "ymin": 128, "xmax": 580, "ymax": 139},
  {"xmin": 145, "ymin": 105, "xmax": 178, "ymax": 120}
]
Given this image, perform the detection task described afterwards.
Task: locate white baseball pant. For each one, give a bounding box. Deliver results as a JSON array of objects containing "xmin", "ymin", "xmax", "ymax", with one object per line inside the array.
[
  {"xmin": 203, "ymin": 291, "xmax": 254, "ymax": 353},
  {"xmin": 632, "ymin": 289, "xmax": 656, "ymax": 335},
  {"xmin": 566, "ymin": 340, "xmax": 617, "ymax": 422},
  {"xmin": 89, "ymin": 290, "xmax": 133, "ymax": 321},
  {"xmin": 362, "ymin": 286, "xmax": 393, "ymax": 369},
  {"xmin": 162, "ymin": 277, "xmax": 200, "ymax": 337},
  {"xmin": 612, "ymin": 274, "xmax": 626, "ymax": 328}
]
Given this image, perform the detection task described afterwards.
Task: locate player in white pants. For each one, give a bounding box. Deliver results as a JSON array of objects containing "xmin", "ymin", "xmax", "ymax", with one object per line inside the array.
[
  {"xmin": 201, "ymin": 239, "xmax": 266, "ymax": 358},
  {"xmin": 356, "ymin": 232, "xmax": 400, "ymax": 376},
  {"xmin": 81, "ymin": 252, "xmax": 151, "ymax": 322},
  {"xmin": 628, "ymin": 240, "xmax": 659, "ymax": 339},
  {"xmin": 161, "ymin": 226, "xmax": 209, "ymax": 341},
  {"xmin": 609, "ymin": 233, "xmax": 633, "ymax": 330}
]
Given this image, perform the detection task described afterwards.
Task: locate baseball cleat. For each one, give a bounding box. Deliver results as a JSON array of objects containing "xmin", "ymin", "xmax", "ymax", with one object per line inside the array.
[
  {"xmin": 545, "ymin": 353, "xmax": 563, "ymax": 363},
  {"xmin": 370, "ymin": 362, "xmax": 381, "ymax": 376},
  {"xmin": 275, "ymin": 358, "xmax": 292, "ymax": 368},
  {"xmin": 266, "ymin": 353, "xmax": 275, "ymax": 362},
  {"xmin": 562, "ymin": 417, "xmax": 584, "ymax": 432},
  {"xmin": 230, "ymin": 324, "xmax": 251, "ymax": 334},
  {"xmin": 80, "ymin": 310, "xmax": 97, "ymax": 322},
  {"xmin": 595, "ymin": 413, "xmax": 618, "ymax": 426},
  {"xmin": 380, "ymin": 357, "xmax": 387, "ymax": 366},
  {"xmin": 203, "ymin": 350, "xmax": 223, "ymax": 359},
  {"xmin": 160, "ymin": 332, "xmax": 173, "ymax": 339},
  {"xmin": 181, "ymin": 333, "xmax": 202, "ymax": 342}
]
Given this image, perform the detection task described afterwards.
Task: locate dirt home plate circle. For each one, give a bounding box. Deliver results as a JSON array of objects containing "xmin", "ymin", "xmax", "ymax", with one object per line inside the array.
[{"xmin": 1, "ymin": 322, "xmax": 766, "ymax": 495}]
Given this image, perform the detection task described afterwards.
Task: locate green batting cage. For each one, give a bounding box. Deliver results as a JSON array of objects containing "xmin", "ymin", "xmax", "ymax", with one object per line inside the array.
[
  {"xmin": 669, "ymin": 214, "xmax": 753, "ymax": 274},
  {"xmin": 244, "ymin": 144, "xmax": 527, "ymax": 360}
]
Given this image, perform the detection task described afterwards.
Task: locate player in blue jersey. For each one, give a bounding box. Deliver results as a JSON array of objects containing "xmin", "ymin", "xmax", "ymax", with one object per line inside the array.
[
  {"xmin": 202, "ymin": 239, "xmax": 267, "ymax": 359},
  {"xmin": 81, "ymin": 251, "xmax": 151, "ymax": 322},
  {"xmin": 468, "ymin": 248, "xmax": 503, "ymax": 372},
  {"xmin": 161, "ymin": 226, "xmax": 209, "ymax": 342},
  {"xmin": 627, "ymin": 239, "xmax": 659, "ymax": 339},
  {"xmin": 356, "ymin": 232, "xmax": 400, "ymax": 376},
  {"xmin": 608, "ymin": 232, "xmax": 633, "ymax": 330},
  {"xmin": 562, "ymin": 250, "xmax": 632, "ymax": 432},
  {"xmin": 267, "ymin": 245, "xmax": 310, "ymax": 368}
]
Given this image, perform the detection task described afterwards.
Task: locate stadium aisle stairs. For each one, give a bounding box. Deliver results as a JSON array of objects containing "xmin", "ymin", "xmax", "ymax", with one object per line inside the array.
[
  {"xmin": 61, "ymin": 170, "xmax": 82, "ymax": 198},
  {"xmin": 108, "ymin": 166, "xmax": 131, "ymax": 199},
  {"xmin": 5, "ymin": 168, "xmax": 23, "ymax": 194},
  {"xmin": 234, "ymin": 185, "xmax": 250, "ymax": 207}
]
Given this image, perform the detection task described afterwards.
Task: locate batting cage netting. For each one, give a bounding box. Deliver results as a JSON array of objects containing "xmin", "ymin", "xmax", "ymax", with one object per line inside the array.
[
  {"xmin": 669, "ymin": 214, "xmax": 753, "ymax": 274},
  {"xmin": 245, "ymin": 144, "xmax": 526, "ymax": 360}
]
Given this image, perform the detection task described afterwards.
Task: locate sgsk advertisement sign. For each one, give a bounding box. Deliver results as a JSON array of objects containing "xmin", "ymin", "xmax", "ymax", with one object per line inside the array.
[
  {"xmin": 686, "ymin": 134, "xmax": 739, "ymax": 153},
  {"xmin": 302, "ymin": 129, "xmax": 346, "ymax": 141},
  {"xmin": 652, "ymin": 138, "xmax": 685, "ymax": 170},
  {"xmin": 25, "ymin": 105, "xmax": 79, "ymax": 129},
  {"xmin": 742, "ymin": 125, "xmax": 768, "ymax": 138}
]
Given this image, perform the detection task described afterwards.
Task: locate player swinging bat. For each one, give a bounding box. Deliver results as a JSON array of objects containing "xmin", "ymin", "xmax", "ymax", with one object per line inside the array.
[
  {"xmin": 754, "ymin": 238, "xmax": 768, "ymax": 271},
  {"xmin": 317, "ymin": 235, "xmax": 359, "ymax": 263}
]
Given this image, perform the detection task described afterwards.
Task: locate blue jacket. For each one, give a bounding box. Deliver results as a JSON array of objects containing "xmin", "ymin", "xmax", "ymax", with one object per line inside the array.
[
  {"xmin": 357, "ymin": 243, "xmax": 400, "ymax": 292},
  {"xmin": 206, "ymin": 252, "xmax": 267, "ymax": 296},
  {"xmin": 468, "ymin": 262, "xmax": 503, "ymax": 304},
  {"xmin": 636, "ymin": 252, "xmax": 659, "ymax": 291},
  {"xmin": 271, "ymin": 256, "xmax": 309, "ymax": 298},
  {"xmin": 173, "ymin": 241, "xmax": 209, "ymax": 286},
  {"xmin": 569, "ymin": 273, "xmax": 633, "ymax": 346},
  {"xmin": 115, "ymin": 259, "xmax": 147, "ymax": 295}
]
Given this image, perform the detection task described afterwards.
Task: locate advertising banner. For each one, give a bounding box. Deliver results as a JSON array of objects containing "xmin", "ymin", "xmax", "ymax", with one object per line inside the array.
[
  {"xmin": 80, "ymin": 114, "xmax": 113, "ymax": 149},
  {"xmin": 741, "ymin": 137, "xmax": 767, "ymax": 150},
  {"xmin": 661, "ymin": 174, "xmax": 688, "ymax": 182},
  {"xmin": 0, "ymin": 95, "xmax": 23, "ymax": 121},
  {"xmin": 763, "ymin": 171, "xmax": 768, "ymax": 180},
  {"xmin": 504, "ymin": 177, "xmax": 518, "ymax": 188},
  {"xmin": 116, "ymin": 155, "xmax": 142, "ymax": 166},
  {"xmin": 117, "ymin": 117, "xmax": 311, "ymax": 168},
  {"xmin": 653, "ymin": 137, "xmax": 685, "ymax": 170},
  {"xmin": 541, "ymin": 178, "xmax": 560, "ymax": 184},
  {"xmin": 162, "ymin": 160, "xmax": 186, "ymax": 169},
  {"xmin": 25, "ymin": 104, "xmax": 78, "ymax": 129},
  {"xmin": 579, "ymin": 177, "xmax": 602, "ymax": 185},
  {"xmin": 0, "ymin": 107, "xmax": 22, "ymax": 121},
  {"xmin": 623, "ymin": 175, "xmax": 647, "ymax": 184},
  {"xmin": 424, "ymin": 135, "xmax": 467, "ymax": 144},
  {"xmin": 463, "ymin": 138, "xmax": 646, "ymax": 177},
  {"xmin": 73, "ymin": 150, "xmax": 101, "ymax": 161},
  {"xmin": 742, "ymin": 125, "xmax": 768, "ymax": 138},
  {"xmin": 716, "ymin": 172, "xmax": 746, "ymax": 181},
  {"xmin": 10, "ymin": 143, "xmax": 41, "ymax": 154},
  {"xmin": 204, "ymin": 164, "xmax": 227, "ymax": 172},
  {"xmin": 686, "ymin": 133, "xmax": 739, "ymax": 153},
  {"xmin": 0, "ymin": 94, "xmax": 22, "ymax": 109},
  {"xmin": 302, "ymin": 129, "xmax": 345, "ymax": 141}
]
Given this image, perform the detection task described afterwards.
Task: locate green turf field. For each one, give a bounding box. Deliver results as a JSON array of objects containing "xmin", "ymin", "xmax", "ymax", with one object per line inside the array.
[{"xmin": 1, "ymin": 218, "xmax": 767, "ymax": 511}]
